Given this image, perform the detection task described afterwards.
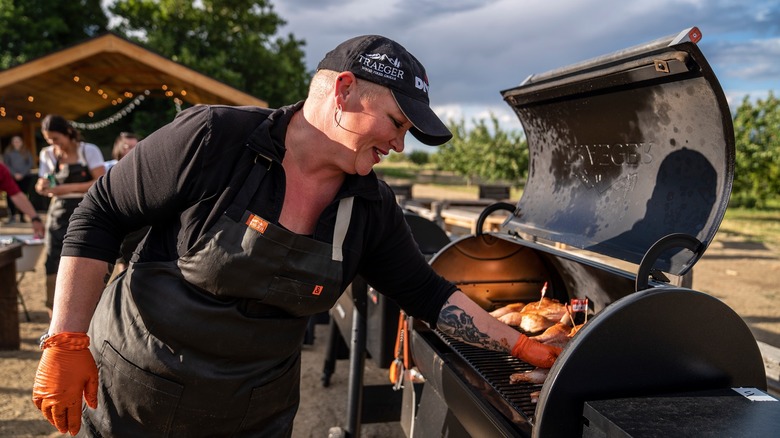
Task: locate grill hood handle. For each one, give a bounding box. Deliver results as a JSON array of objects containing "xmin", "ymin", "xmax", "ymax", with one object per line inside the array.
[
  {"xmin": 475, "ymin": 202, "xmax": 516, "ymax": 236},
  {"xmin": 636, "ymin": 233, "xmax": 703, "ymax": 292}
]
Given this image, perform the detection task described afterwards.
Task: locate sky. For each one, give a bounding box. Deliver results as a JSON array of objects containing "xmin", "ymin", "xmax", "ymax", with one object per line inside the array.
[{"xmin": 273, "ymin": 0, "xmax": 780, "ymax": 151}]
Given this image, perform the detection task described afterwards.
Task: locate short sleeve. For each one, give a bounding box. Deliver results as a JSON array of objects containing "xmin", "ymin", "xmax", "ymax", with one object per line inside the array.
[
  {"xmin": 83, "ymin": 143, "xmax": 105, "ymax": 170},
  {"xmin": 38, "ymin": 148, "xmax": 55, "ymax": 177}
]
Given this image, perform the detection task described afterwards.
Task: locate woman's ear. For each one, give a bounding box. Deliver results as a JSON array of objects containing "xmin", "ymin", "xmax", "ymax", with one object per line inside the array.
[{"xmin": 335, "ymin": 71, "xmax": 357, "ymax": 106}]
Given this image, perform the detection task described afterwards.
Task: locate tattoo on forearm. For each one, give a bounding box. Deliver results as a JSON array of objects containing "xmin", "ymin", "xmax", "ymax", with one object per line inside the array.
[{"xmin": 438, "ymin": 304, "xmax": 507, "ymax": 351}]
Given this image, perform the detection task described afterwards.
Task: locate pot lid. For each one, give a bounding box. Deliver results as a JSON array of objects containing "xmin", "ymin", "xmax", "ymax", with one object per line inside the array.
[{"xmin": 500, "ymin": 27, "xmax": 734, "ymax": 276}]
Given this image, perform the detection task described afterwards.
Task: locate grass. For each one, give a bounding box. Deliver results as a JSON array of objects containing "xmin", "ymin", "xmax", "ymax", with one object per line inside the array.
[{"xmin": 719, "ymin": 205, "xmax": 780, "ymax": 246}]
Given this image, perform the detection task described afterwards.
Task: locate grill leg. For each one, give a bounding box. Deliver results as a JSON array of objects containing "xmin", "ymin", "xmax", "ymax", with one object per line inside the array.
[
  {"xmin": 345, "ymin": 278, "xmax": 368, "ymax": 437},
  {"xmin": 322, "ymin": 319, "xmax": 341, "ymax": 387}
]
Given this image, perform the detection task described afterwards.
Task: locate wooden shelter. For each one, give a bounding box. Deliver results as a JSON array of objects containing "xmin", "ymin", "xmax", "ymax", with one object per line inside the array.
[{"xmin": 0, "ymin": 32, "xmax": 267, "ymax": 155}]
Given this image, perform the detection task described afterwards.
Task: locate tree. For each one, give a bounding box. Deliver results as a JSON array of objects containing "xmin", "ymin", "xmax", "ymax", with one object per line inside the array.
[
  {"xmin": 407, "ymin": 150, "xmax": 430, "ymax": 166},
  {"xmin": 109, "ymin": 0, "xmax": 309, "ymax": 108},
  {"xmin": 433, "ymin": 114, "xmax": 528, "ymax": 185},
  {"xmin": 0, "ymin": 0, "xmax": 108, "ymax": 69},
  {"xmin": 731, "ymin": 92, "xmax": 780, "ymax": 208}
]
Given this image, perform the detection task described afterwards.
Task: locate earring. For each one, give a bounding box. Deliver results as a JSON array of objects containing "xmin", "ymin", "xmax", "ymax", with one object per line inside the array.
[{"xmin": 334, "ymin": 104, "xmax": 343, "ymax": 127}]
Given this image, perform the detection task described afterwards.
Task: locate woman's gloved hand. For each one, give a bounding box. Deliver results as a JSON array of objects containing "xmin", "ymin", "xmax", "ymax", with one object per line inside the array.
[
  {"xmin": 32, "ymin": 332, "xmax": 98, "ymax": 436},
  {"xmin": 511, "ymin": 334, "xmax": 562, "ymax": 368}
]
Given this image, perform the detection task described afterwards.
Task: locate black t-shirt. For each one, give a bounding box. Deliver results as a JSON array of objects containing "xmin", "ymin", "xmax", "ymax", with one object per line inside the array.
[{"xmin": 63, "ymin": 102, "xmax": 456, "ymax": 326}]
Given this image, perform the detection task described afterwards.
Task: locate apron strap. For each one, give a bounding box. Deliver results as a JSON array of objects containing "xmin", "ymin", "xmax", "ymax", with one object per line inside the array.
[
  {"xmin": 332, "ymin": 197, "xmax": 354, "ymax": 262},
  {"xmin": 225, "ymin": 153, "xmax": 272, "ymax": 221}
]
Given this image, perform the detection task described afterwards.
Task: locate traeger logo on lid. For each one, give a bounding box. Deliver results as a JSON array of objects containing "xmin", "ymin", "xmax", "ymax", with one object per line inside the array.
[{"xmin": 359, "ymin": 53, "xmax": 404, "ymax": 81}]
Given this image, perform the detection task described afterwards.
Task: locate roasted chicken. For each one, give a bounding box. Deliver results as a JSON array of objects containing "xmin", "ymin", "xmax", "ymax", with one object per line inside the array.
[
  {"xmin": 491, "ymin": 297, "xmax": 568, "ymax": 333},
  {"xmin": 520, "ymin": 297, "xmax": 567, "ymax": 321},
  {"xmin": 489, "ymin": 302, "xmax": 526, "ymax": 318}
]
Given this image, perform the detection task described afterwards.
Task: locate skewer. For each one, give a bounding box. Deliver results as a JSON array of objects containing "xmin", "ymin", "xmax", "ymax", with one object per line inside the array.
[
  {"xmin": 565, "ymin": 303, "xmax": 576, "ymax": 327},
  {"xmin": 536, "ymin": 281, "xmax": 548, "ymax": 309}
]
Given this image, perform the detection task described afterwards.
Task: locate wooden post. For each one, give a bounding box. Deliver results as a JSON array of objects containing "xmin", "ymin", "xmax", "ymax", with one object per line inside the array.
[{"xmin": 22, "ymin": 121, "xmax": 38, "ymax": 164}]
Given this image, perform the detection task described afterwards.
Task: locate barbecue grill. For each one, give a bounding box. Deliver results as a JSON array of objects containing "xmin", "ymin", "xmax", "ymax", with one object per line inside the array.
[{"xmin": 402, "ymin": 27, "xmax": 777, "ymax": 437}]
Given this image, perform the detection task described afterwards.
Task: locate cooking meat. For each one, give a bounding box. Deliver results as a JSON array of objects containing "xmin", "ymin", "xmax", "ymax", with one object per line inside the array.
[
  {"xmin": 498, "ymin": 311, "xmax": 557, "ymax": 333},
  {"xmin": 491, "ymin": 298, "xmax": 572, "ymax": 334},
  {"xmin": 521, "ymin": 297, "xmax": 567, "ymax": 321},
  {"xmin": 531, "ymin": 322, "xmax": 571, "ymax": 346},
  {"xmin": 519, "ymin": 313, "xmax": 557, "ymax": 333},
  {"xmin": 530, "ymin": 390, "xmax": 541, "ymax": 404},
  {"xmin": 531, "ymin": 321, "xmax": 584, "ymax": 348},
  {"xmin": 509, "ymin": 367, "xmax": 550, "ymax": 385},
  {"xmin": 489, "ymin": 302, "xmax": 526, "ymax": 318}
]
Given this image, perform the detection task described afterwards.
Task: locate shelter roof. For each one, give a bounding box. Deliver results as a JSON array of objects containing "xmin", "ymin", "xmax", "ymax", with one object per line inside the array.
[{"xmin": 0, "ymin": 32, "xmax": 267, "ymax": 138}]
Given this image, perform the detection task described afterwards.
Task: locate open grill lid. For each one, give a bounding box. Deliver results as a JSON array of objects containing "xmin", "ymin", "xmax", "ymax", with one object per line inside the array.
[{"xmin": 500, "ymin": 27, "xmax": 735, "ymax": 276}]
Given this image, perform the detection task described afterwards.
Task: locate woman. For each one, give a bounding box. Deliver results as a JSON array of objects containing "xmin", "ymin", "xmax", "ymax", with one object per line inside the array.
[
  {"xmin": 103, "ymin": 131, "xmax": 139, "ymax": 171},
  {"xmin": 34, "ymin": 115, "xmax": 105, "ymax": 317},
  {"xmin": 3, "ymin": 135, "xmax": 34, "ymax": 223},
  {"xmin": 32, "ymin": 36, "xmax": 560, "ymax": 437}
]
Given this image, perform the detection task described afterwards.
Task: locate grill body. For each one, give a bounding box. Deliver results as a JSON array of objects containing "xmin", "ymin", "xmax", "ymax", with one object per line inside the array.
[
  {"xmin": 407, "ymin": 234, "xmax": 766, "ymax": 437},
  {"xmin": 404, "ymin": 27, "xmax": 768, "ymax": 438}
]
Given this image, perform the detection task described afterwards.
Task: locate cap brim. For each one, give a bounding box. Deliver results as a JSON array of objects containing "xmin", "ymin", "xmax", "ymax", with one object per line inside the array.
[{"xmin": 391, "ymin": 91, "xmax": 452, "ymax": 146}]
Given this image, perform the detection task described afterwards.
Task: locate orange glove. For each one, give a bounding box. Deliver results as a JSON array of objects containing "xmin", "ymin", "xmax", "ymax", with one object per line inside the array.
[
  {"xmin": 511, "ymin": 334, "xmax": 562, "ymax": 368},
  {"xmin": 32, "ymin": 332, "xmax": 98, "ymax": 436}
]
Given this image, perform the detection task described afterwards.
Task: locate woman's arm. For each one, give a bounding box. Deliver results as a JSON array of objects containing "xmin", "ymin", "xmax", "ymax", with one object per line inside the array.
[
  {"xmin": 436, "ymin": 290, "xmax": 562, "ymax": 368},
  {"xmin": 46, "ymin": 166, "xmax": 106, "ymax": 197}
]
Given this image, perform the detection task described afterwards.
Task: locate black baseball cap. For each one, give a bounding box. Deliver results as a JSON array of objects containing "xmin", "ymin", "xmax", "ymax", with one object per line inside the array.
[{"xmin": 317, "ymin": 35, "xmax": 452, "ymax": 146}]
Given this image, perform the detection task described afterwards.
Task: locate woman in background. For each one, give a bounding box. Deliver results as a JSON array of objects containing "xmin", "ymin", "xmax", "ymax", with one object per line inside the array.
[
  {"xmin": 3, "ymin": 135, "xmax": 35, "ymax": 223},
  {"xmin": 103, "ymin": 132, "xmax": 139, "ymax": 171},
  {"xmin": 35, "ymin": 115, "xmax": 105, "ymax": 318}
]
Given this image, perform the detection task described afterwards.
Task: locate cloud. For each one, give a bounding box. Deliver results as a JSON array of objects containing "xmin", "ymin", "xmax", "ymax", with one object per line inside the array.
[
  {"xmin": 275, "ymin": 0, "xmax": 780, "ymax": 130},
  {"xmin": 709, "ymin": 38, "xmax": 780, "ymax": 81}
]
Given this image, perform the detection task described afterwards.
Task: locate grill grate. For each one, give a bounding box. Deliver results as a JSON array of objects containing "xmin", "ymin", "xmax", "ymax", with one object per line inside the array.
[{"xmin": 437, "ymin": 331, "xmax": 543, "ymax": 420}]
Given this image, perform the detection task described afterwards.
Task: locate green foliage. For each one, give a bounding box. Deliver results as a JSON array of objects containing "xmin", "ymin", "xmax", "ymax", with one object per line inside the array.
[
  {"xmin": 109, "ymin": 0, "xmax": 309, "ymax": 107},
  {"xmin": 407, "ymin": 150, "xmax": 430, "ymax": 166},
  {"xmin": 0, "ymin": 0, "xmax": 108, "ymax": 69},
  {"xmin": 433, "ymin": 114, "xmax": 527, "ymax": 185},
  {"xmin": 375, "ymin": 165, "xmax": 415, "ymax": 179},
  {"xmin": 731, "ymin": 92, "xmax": 780, "ymax": 208}
]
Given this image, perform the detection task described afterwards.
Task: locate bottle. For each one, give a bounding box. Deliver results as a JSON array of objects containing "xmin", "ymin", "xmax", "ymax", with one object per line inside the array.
[{"xmin": 47, "ymin": 174, "xmax": 58, "ymax": 187}]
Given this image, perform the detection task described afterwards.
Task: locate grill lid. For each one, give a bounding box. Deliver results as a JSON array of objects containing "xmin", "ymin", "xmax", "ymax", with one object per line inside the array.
[{"xmin": 500, "ymin": 27, "xmax": 734, "ymax": 276}]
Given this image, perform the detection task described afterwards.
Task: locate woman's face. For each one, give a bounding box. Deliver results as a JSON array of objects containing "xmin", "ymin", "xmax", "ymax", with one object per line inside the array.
[
  {"xmin": 10, "ymin": 136, "xmax": 23, "ymax": 149},
  {"xmin": 42, "ymin": 130, "xmax": 76, "ymax": 152},
  {"xmin": 338, "ymin": 86, "xmax": 410, "ymax": 176}
]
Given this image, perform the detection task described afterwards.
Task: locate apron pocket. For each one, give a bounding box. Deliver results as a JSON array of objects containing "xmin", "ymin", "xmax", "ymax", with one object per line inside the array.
[
  {"xmin": 236, "ymin": 356, "xmax": 301, "ymax": 436},
  {"xmin": 97, "ymin": 341, "xmax": 183, "ymax": 437},
  {"xmin": 267, "ymin": 276, "xmax": 334, "ymax": 316}
]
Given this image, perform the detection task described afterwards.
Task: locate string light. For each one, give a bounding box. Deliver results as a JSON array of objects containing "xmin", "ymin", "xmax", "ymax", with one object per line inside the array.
[
  {"xmin": 1, "ymin": 77, "xmax": 188, "ymax": 128},
  {"xmin": 71, "ymin": 90, "xmax": 150, "ymax": 130}
]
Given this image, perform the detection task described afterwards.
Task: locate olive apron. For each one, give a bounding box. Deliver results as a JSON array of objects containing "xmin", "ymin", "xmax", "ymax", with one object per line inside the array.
[{"xmin": 80, "ymin": 152, "xmax": 354, "ymax": 437}]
